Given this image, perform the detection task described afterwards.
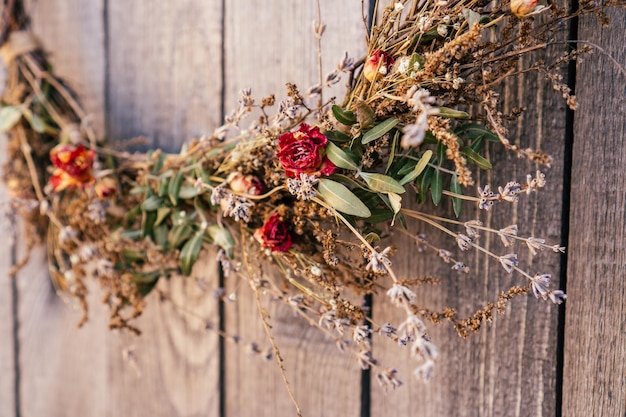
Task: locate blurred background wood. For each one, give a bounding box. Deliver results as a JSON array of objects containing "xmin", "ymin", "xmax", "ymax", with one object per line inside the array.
[{"xmin": 0, "ymin": 1, "xmax": 624, "ymax": 417}]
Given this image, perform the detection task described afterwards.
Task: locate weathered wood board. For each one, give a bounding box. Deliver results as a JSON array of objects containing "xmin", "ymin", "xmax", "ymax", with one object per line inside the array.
[
  {"xmin": 0, "ymin": 140, "xmax": 17, "ymax": 417},
  {"xmin": 371, "ymin": 18, "xmax": 567, "ymax": 417},
  {"xmin": 222, "ymin": 2, "xmax": 367, "ymax": 417},
  {"xmin": 563, "ymin": 7, "xmax": 626, "ymax": 417}
]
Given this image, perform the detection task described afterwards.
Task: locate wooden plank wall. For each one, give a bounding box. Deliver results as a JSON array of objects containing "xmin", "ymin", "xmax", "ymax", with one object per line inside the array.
[{"xmin": 0, "ymin": 1, "xmax": 624, "ymax": 417}]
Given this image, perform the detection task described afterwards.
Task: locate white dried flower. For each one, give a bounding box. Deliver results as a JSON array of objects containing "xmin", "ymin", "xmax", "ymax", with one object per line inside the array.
[
  {"xmin": 222, "ymin": 195, "xmax": 253, "ymax": 222},
  {"xmin": 526, "ymin": 237, "xmax": 546, "ymax": 255},
  {"xmin": 397, "ymin": 313, "xmax": 427, "ymax": 343},
  {"xmin": 456, "ymin": 234, "xmax": 473, "ymax": 251},
  {"xmin": 498, "ymin": 253, "xmax": 519, "ymax": 273},
  {"xmin": 498, "ymin": 224, "xmax": 518, "ymax": 247},
  {"xmin": 287, "ymin": 173, "xmax": 318, "ymax": 201},
  {"xmin": 386, "ymin": 283, "xmax": 416, "ymax": 306},
  {"xmin": 366, "ymin": 246, "xmax": 393, "ymax": 274}
]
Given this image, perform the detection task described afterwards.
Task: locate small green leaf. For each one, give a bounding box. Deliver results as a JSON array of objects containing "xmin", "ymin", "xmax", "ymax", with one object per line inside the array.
[
  {"xmin": 168, "ymin": 224, "xmax": 194, "ymax": 248},
  {"xmin": 454, "ymin": 123, "xmax": 499, "ymax": 142},
  {"xmin": 434, "ymin": 106, "xmax": 469, "ymax": 119},
  {"xmin": 418, "ymin": 167, "xmax": 434, "ymax": 203},
  {"xmin": 141, "ymin": 210, "xmax": 157, "ymax": 238},
  {"xmin": 366, "ymin": 209, "xmax": 395, "ymax": 224},
  {"xmin": 360, "ymin": 172, "xmax": 405, "ymax": 194},
  {"xmin": 168, "ymin": 171, "xmax": 185, "ymax": 205},
  {"xmin": 462, "ymin": 147, "xmax": 492, "ymax": 170},
  {"xmin": 141, "ymin": 195, "xmax": 163, "ymax": 211},
  {"xmin": 325, "ymin": 142, "xmax": 359, "ymax": 170},
  {"xmin": 28, "ymin": 114, "xmax": 47, "ymax": 133},
  {"xmin": 153, "ymin": 224, "xmax": 169, "ymax": 247},
  {"xmin": 208, "ymin": 225, "xmax": 235, "ymax": 258},
  {"xmin": 399, "ymin": 150, "xmax": 432, "ymax": 185},
  {"xmin": 436, "ymin": 140, "xmax": 446, "ymax": 164},
  {"xmin": 155, "ymin": 207, "xmax": 172, "ymax": 226},
  {"xmin": 179, "ymin": 232, "xmax": 204, "ymax": 276},
  {"xmin": 408, "ymin": 53, "xmax": 425, "ymax": 74},
  {"xmin": 331, "ymin": 105, "xmax": 357, "ymax": 125},
  {"xmin": 431, "ymin": 169, "xmax": 443, "ymax": 206},
  {"xmin": 123, "ymin": 249, "xmax": 146, "ymax": 263},
  {"xmin": 130, "ymin": 186, "xmax": 150, "ymax": 195},
  {"xmin": 132, "ymin": 271, "xmax": 161, "ymax": 296},
  {"xmin": 317, "ymin": 178, "xmax": 371, "ymax": 218},
  {"xmin": 361, "ymin": 118, "xmax": 399, "ymax": 144},
  {"xmin": 325, "ymin": 130, "xmax": 352, "ymax": 144},
  {"xmin": 450, "ymin": 174, "xmax": 462, "ymax": 218},
  {"xmin": 0, "ymin": 106, "xmax": 22, "ymax": 132},
  {"xmin": 387, "ymin": 192, "xmax": 402, "ymax": 226},
  {"xmin": 385, "ymin": 131, "xmax": 399, "ymax": 174},
  {"xmin": 178, "ymin": 186, "xmax": 200, "ymax": 200}
]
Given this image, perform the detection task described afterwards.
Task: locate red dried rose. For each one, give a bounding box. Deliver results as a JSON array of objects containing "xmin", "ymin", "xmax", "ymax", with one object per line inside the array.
[
  {"xmin": 49, "ymin": 144, "xmax": 96, "ymax": 191},
  {"xmin": 254, "ymin": 213, "xmax": 293, "ymax": 252},
  {"xmin": 276, "ymin": 123, "xmax": 336, "ymax": 178},
  {"xmin": 363, "ymin": 50, "xmax": 395, "ymax": 82}
]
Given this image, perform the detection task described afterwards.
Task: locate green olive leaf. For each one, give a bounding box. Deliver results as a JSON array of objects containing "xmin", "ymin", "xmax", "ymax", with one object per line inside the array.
[
  {"xmin": 431, "ymin": 169, "xmax": 443, "ymax": 206},
  {"xmin": 399, "ymin": 150, "xmax": 432, "ymax": 185},
  {"xmin": 361, "ymin": 118, "xmax": 399, "ymax": 144},
  {"xmin": 451, "ymin": 174, "xmax": 463, "ymax": 218},
  {"xmin": 141, "ymin": 195, "xmax": 163, "ymax": 211},
  {"xmin": 325, "ymin": 141, "xmax": 359, "ymax": 171},
  {"xmin": 208, "ymin": 224, "xmax": 235, "ymax": 259},
  {"xmin": 317, "ymin": 178, "xmax": 371, "ymax": 218},
  {"xmin": 331, "ymin": 105, "xmax": 357, "ymax": 125},
  {"xmin": 434, "ymin": 106, "xmax": 469, "ymax": 119},
  {"xmin": 168, "ymin": 171, "xmax": 185, "ymax": 205},
  {"xmin": 359, "ymin": 172, "xmax": 405, "ymax": 194},
  {"xmin": 179, "ymin": 232, "xmax": 205, "ymax": 276},
  {"xmin": 387, "ymin": 192, "xmax": 402, "ymax": 226},
  {"xmin": 462, "ymin": 146, "xmax": 492, "ymax": 170},
  {"xmin": 0, "ymin": 106, "xmax": 22, "ymax": 133}
]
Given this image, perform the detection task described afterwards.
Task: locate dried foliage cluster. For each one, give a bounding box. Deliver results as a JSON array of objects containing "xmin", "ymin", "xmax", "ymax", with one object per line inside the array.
[{"xmin": 1, "ymin": 0, "xmax": 622, "ymax": 400}]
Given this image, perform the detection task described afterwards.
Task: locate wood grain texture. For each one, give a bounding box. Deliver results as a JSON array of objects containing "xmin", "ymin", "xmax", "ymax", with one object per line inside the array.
[
  {"xmin": 26, "ymin": 0, "xmax": 107, "ymax": 138},
  {"xmin": 563, "ymin": 8, "xmax": 626, "ymax": 417},
  {"xmin": 0, "ymin": 135, "xmax": 17, "ymax": 417},
  {"xmin": 16, "ymin": 2, "xmax": 110, "ymax": 417},
  {"xmin": 107, "ymin": 0, "xmax": 224, "ymax": 152},
  {"xmin": 106, "ymin": 256, "xmax": 221, "ymax": 417},
  {"xmin": 371, "ymin": 15, "xmax": 569, "ymax": 417},
  {"xmin": 105, "ymin": 2, "xmax": 223, "ymax": 415},
  {"xmin": 222, "ymin": 2, "xmax": 367, "ymax": 416}
]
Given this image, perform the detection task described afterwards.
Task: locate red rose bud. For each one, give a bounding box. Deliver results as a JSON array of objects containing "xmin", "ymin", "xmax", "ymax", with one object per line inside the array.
[
  {"xmin": 254, "ymin": 213, "xmax": 293, "ymax": 252},
  {"xmin": 95, "ymin": 177, "xmax": 118, "ymax": 199},
  {"xmin": 276, "ymin": 123, "xmax": 336, "ymax": 178},
  {"xmin": 363, "ymin": 50, "xmax": 395, "ymax": 82},
  {"xmin": 228, "ymin": 173, "xmax": 264, "ymax": 195},
  {"xmin": 510, "ymin": 0, "xmax": 540, "ymax": 17},
  {"xmin": 48, "ymin": 144, "xmax": 95, "ymax": 191}
]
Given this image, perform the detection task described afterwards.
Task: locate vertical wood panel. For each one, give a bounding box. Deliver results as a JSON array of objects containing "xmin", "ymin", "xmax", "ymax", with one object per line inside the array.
[
  {"xmin": 16, "ymin": 2, "xmax": 110, "ymax": 417},
  {"xmin": 105, "ymin": 1, "xmax": 223, "ymax": 415},
  {"xmin": 222, "ymin": 2, "xmax": 367, "ymax": 416},
  {"xmin": 107, "ymin": 0, "xmax": 224, "ymax": 151},
  {"xmin": 563, "ymin": 8, "xmax": 626, "ymax": 417},
  {"xmin": 371, "ymin": 14, "xmax": 568, "ymax": 417},
  {"xmin": 0, "ymin": 137, "xmax": 17, "ymax": 417}
]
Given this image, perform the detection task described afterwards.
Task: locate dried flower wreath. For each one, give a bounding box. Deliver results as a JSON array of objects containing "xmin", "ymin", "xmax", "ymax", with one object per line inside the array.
[{"xmin": 1, "ymin": 0, "xmax": 622, "ymax": 404}]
